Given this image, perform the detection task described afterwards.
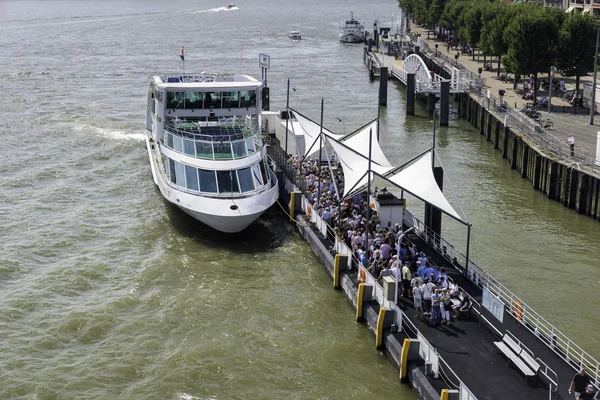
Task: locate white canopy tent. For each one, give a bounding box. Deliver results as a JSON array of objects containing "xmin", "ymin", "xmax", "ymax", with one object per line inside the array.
[
  {"xmin": 290, "ymin": 110, "xmax": 392, "ymax": 168},
  {"xmin": 325, "ymin": 135, "xmax": 466, "ymax": 224},
  {"xmin": 291, "ymin": 110, "xmax": 342, "ymax": 158},
  {"xmin": 326, "ymin": 137, "xmax": 395, "ymax": 199}
]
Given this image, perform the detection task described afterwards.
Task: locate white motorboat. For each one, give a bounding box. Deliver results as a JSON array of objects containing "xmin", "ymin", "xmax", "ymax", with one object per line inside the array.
[
  {"xmin": 289, "ymin": 31, "xmax": 302, "ymax": 40},
  {"xmin": 339, "ymin": 12, "xmax": 364, "ymax": 43},
  {"xmin": 145, "ymin": 74, "xmax": 279, "ymax": 233}
]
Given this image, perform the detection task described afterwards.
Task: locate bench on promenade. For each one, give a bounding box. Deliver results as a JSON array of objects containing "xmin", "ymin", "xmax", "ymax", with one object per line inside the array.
[
  {"xmin": 493, "ymin": 331, "xmax": 537, "ymax": 383},
  {"xmin": 493, "ymin": 331, "xmax": 558, "ymax": 391}
]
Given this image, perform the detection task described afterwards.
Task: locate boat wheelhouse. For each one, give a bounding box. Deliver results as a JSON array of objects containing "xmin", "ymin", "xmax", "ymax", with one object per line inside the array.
[
  {"xmin": 145, "ymin": 74, "xmax": 278, "ymax": 233},
  {"xmin": 339, "ymin": 12, "xmax": 365, "ymax": 43},
  {"xmin": 289, "ymin": 31, "xmax": 302, "ymax": 40}
]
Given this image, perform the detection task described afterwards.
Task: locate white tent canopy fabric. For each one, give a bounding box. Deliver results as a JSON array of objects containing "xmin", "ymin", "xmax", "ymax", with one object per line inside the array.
[
  {"xmin": 290, "ymin": 110, "xmax": 391, "ymax": 167},
  {"xmin": 341, "ymin": 120, "xmax": 392, "ymax": 167},
  {"xmin": 326, "ymin": 138, "xmax": 395, "ymax": 199},
  {"xmin": 292, "ymin": 111, "xmax": 342, "ymax": 158},
  {"xmin": 326, "ymin": 135, "xmax": 464, "ymax": 223},
  {"xmin": 376, "ymin": 152, "xmax": 462, "ymax": 221}
]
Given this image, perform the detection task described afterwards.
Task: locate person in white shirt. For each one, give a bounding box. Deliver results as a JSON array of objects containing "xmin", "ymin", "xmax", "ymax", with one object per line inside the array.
[
  {"xmin": 567, "ymin": 134, "xmax": 575, "ymax": 157},
  {"xmin": 412, "ymin": 281, "xmax": 423, "ymax": 318}
]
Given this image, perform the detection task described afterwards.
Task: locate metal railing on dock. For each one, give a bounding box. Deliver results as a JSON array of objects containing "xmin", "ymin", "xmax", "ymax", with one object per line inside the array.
[
  {"xmin": 409, "ymin": 32, "xmax": 600, "ymax": 174},
  {"xmin": 403, "ymin": 209, "xmax": 600, "ymax": 387}
]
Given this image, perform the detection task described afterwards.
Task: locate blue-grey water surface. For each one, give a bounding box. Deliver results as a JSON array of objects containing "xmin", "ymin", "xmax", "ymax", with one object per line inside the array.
[{"xmin": 0, "ymin": 0, "xmax": 599, "ymax": 399}]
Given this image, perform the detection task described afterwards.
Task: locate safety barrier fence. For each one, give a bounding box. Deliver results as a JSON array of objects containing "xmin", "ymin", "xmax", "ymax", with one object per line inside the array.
[
  {"xmin": 408, "ymin": 31, "xmax": 600, "ymax": 174},
  {"xmin": 468, "ymin": 85, "xmax": 600, "ymax": 175},
  {"xmin": 403, "ymin": 209, "xmax": 600, "ymax": 387}
]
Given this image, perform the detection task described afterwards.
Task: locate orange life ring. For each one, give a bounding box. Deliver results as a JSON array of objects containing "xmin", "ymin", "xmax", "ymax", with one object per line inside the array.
[
  {"xmin": 513, "ymin": 301, "xmax": 524, "ymax": 322},
  {"xmin": 359, "ymin": 268, "xmax": 367, "ymax": 283}
]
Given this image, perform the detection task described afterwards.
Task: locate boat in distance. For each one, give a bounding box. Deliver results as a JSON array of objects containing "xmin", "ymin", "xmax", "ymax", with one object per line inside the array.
[
  {"xmin": 227, "ymin": 3, "xmax": 235, "ymax": 9},
  {"xmin": 339, "ymin": 12, "xmax": 364, "ymax": 43},
  {"xmin": 289, "ymin": 31, "xmax": 302, "ymax": 40},
  {"xmin": 145, "ymin": 73, "xmax": 279, "ymax": 233}
]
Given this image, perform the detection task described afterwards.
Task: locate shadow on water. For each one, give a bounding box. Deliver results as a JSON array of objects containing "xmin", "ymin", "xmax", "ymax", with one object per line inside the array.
[{"xmin": 164, "ymin": 202, "xmax": 295, "ymax": 253}]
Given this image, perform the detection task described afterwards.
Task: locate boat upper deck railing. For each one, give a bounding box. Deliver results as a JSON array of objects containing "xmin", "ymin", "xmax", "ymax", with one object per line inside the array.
[
  {"xmin": 164, "ymin": 118, "xmax": 258, "ymax": 143},
  {"xmin": 403, "ymin": 209, "xmax": 600, "ymax": 388}
]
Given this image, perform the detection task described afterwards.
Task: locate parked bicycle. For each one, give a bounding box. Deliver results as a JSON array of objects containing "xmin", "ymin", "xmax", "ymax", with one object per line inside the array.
[
  {"xmin": 538, "ymin": 118, "xmax": 554, "ymax": 130},
  {"xmin": 520, "ymin": 106, "xmax": 541, "ymax": 121}
]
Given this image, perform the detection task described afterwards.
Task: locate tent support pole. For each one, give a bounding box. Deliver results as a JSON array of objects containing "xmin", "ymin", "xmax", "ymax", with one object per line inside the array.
[
  {"xmin": 465, "ymin": 223, "xmax": 472, "ymax": 276},
  {"xmin": 366, "ymin": 128, "xmax": 373, "ymax": 250},
  {"xmin": 285, "ymin": 79, "xmax": 290, "ymax": 154},
  {"xmin": 317, "ymin": 98, "xmax": 324, "ymax": 204}
]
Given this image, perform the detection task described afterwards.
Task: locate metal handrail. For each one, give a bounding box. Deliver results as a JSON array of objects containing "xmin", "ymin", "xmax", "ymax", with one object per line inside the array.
[
  {"xmin": 404, "ymin": 210, "xmax": 600, "ymax": 386},
  {"xmin": 470, "ymin": 84, "xmax": 600, "ymax": 174}
]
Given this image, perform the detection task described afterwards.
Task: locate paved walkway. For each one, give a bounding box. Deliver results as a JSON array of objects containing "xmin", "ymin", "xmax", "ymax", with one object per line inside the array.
[
  {"xmin": 403, "ymin": 233, "xmax": 577, "ymax": 400},
  {"xmin": 407, "ymin": 25, "xmax": 600, "ymax": 167}
]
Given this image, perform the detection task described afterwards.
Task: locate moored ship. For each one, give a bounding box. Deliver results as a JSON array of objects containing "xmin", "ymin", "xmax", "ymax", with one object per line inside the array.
[{"xmin": 145, "ymin": 74, "xmax": 278, "ymax": 233}]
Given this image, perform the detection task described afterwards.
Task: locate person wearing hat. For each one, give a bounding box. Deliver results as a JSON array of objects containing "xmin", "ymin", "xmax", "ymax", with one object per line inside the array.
[{"xmin": 580, "ymin": 384, "xmax": 596, "ymax": 400}]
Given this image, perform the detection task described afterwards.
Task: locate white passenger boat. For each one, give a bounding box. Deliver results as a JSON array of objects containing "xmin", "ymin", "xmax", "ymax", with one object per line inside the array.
[
  {"xmin": 289, "ymin": 31, "xmax": 302, "ymax": 40},
  {"xmin": 339, "ymin": 12, "xmax": 364, "ymax": 43},
  {"xmin": 145, "ymin": 74, "xmax": 279, "ymax": 233}
]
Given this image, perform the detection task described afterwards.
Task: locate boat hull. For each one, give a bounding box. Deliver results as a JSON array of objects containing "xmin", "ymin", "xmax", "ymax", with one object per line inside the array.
[
  {"xmin": 145, "ymin": 135, "xmax": 279, "ymax": 233},
  {"xmin": 339, "ymin": 33, "xmax": 364, "ymax": 43}
]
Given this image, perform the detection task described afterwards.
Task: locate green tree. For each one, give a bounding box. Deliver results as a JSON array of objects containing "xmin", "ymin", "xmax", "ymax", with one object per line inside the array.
[
  {"xmin": 456, "ymin": 0, "xmax": 486, "ymax": 59},
  {"xmin": 428, "ymin": 0, "xmax": 447, "ymax": 30},
  {"xmin": 504, "ymin": 4, "xmax": 563, "ymax": 102},
  {"xmin": 439, "ymin": 0, "xmax": 468, "ymax": 33},
  {"xmin": 479, "ymin": 2, "xmax": 516, "ymax": 76},
  {"xmin": 556, "ymin": 12, "xmax": 599, "ymax": 93}
]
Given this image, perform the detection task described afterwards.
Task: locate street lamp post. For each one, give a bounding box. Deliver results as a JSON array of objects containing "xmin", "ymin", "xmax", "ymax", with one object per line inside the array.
[
  {"xmin": 590, "ymin": 27, "xmax": 600, "ymax": 125},
  {"xmin": 435, "ymin": 44, "xmax": 438, "ymax": 58},
  {"xmin": 336, "ymin": 117, "xmax": 346, "ymax": 135}
]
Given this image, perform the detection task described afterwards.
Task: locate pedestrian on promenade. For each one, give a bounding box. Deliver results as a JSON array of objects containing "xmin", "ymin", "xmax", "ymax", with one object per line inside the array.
[
  {"xmin": 569, "ymin": 368, "xmax": 590, "ymax": 399},
  {"xmin": 568, "ymin": 134, "xmax": 575, "ymax": 157}
]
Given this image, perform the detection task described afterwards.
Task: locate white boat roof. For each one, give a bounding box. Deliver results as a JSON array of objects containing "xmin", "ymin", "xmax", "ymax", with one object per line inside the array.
[{"xmin": 153, "ymin": 74, "xmax": 261, "ymax": 90}]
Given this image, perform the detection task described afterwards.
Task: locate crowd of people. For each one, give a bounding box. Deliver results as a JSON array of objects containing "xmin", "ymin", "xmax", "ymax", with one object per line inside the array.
[{"xmin": 288, "ymin": 154, "xmax": 472, "ymax": 327}]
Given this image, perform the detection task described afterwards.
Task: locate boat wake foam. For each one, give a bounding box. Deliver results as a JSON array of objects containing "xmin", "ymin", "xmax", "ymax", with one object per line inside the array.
[
  {"xmin": 176, "ymin": 394, "xmax": 217, "ymax": 400},
  {"xmin": 73, "ymin": 124, "xmax": 146, "ymax": 142},
  {"xmin": 185, "ymin": 6, "xmax": 239, "ymax": 14}
]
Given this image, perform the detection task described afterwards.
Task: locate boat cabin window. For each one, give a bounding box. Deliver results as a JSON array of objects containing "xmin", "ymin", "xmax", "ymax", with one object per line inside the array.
[
  {"xmin": 175, "ymin": 162, "xmax": 186, "ymax": 187},
  {"xmin": 164, "ymin": 157, "xmax": 266, "ymax": 194},
  {"xmin": 252, "ymin": 164, "xmax": 263, "ymax": 187},
  {"xmin": 185, "ymin": 165, "xmax": 199, "ymax": 191},
  {"xmin": 185, "ymin": 92, "xmax": 205, "ymax": 109},
  {"xmin": 217, "ymin": 170, "xmax": 240, "ymax": 194},
  {"xmin": 167, "ymin": 92, "xmax": 185, "ymax": 109},
  {"xmin": 237, "ymin": 167, "xmax": 254, "ymax": 192},
  {"xmin": 166, "ymin": 90, "xmax": 256, "ymax": 110},
  {"xmin": 239, "ymin": 90, "xmax": 256, "ymax": 108},
  {"xmin": 259, "ymin": 160, "xmax": 269, "ymax": 185},
  {"xmin": 198, "ymin": 169, "xmax": 217, "ymax": 193},
  {"xmin": 205, "ymin": 92, "xmax": 222, "ymax": 109},
  {"xmin": 169, "ymin": 159, "xmax": 177, "ymax": 184},
  {"xmin": 222, "ymin": 91, "xmax": 239, "ymax": 109}
]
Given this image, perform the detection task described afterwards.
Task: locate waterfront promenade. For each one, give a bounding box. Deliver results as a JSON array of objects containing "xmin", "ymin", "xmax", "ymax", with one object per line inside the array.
[{"xmin": 407, "ymin": 24, "xmax": 600, "ymax": 168}]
